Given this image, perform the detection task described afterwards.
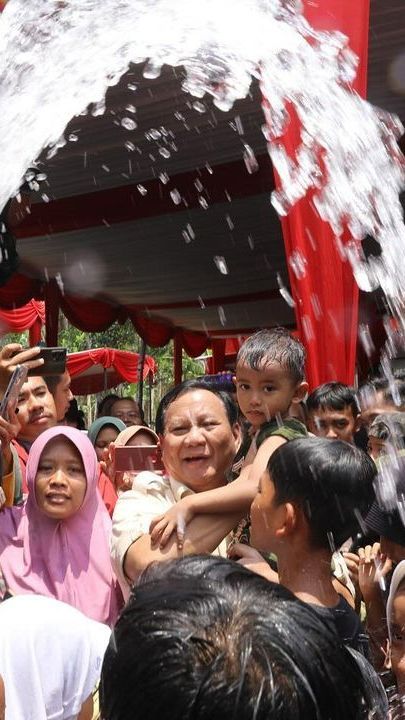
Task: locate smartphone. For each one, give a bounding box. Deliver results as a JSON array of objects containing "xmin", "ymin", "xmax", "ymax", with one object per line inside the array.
[
  {"xmin": 27, "ymin": 347, "xmax": 67, "ymax": 376},
  {"xmin": 114, "ymin": 445, "xmax": 165, "ymax": 474},
  {"xmin": 0, "ymin": 365, "xmax": 28, "ymax": 420}
]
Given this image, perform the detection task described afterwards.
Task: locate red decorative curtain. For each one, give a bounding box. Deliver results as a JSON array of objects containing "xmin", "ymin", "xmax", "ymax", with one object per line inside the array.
[
  {"xmin": 67, "ymin": 347, "xmax": 157, "ymax": 395},
  {"xmin": 264, "ymin": 0, "xmax": 370, "ymax": 389},
  {"xmin": 0, "ymin": 299, "xmax": 44, "ymax": 343}
]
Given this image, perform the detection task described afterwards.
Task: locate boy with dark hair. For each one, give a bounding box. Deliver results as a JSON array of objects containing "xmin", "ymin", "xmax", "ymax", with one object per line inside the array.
[
  {"xmin": 150, "ymin": 328, "xmax": 308, "ymax": 548},
  {"xmin": 249, "ymin": 437, "xmax": 376, "ymax": 649},
  {"xmin": 100, "ymin": 555, "xmax": 387, "ymax": 720},
  {"xmin": 307, "ymin": 381, "xmax": 360, "ymax": 443}
]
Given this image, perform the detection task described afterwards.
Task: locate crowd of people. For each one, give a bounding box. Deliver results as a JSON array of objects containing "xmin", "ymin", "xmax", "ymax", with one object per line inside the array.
[{"xmin": 0, "ymin": 329, "xmax": 405, "ymax": 718}]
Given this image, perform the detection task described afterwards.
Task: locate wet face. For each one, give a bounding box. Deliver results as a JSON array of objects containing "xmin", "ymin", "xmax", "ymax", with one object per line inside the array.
[
  {"xmin": 250, "ymin": 470, "xmax": 284, "ymax": 553},
  {"xmin": 390, "ymin": 584, "xmax": 405, "ymax": 692},
  {"xmin": 308, "ymin": 405, "xmax": 358, "ymax": 443},
  {"xmin": 367, "ymin": 436, "xmax": 387, "ymax": 461},
  {"xmin": 35, "ymin": 436, "xmax": 87, "ymax": 520},
  {"xmin": 53, "ymin": 371, "xmax": 73, "ymax": 422},
  {"xmin": 111, "ymin": 399, "xmax": 142, "ymax": 427},
  {"xmin": 359, "ymin": 389, "xmax": 397, "ymax": 430},
  {"xmin": 17, "ymin": 377, "xmax": 57, "ymax": 443},
  {"xmin": 235, "ymin": 362, "xmax": 306, "ymax": 430},
  {"xmin": 160, "ymin": 389, "xmax": 240, "ymax": 492},
  {"xmin": 94, "ymin": 425, "xmax": 120, "ymax": 462}
]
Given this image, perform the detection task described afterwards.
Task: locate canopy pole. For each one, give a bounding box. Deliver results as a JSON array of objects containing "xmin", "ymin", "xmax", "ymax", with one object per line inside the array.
[
  {"xmin": 174, "ymin": 332, "xmax": 183, "ymax": 386},
  {"xmin": 45, "ymin": 280, "xmax": 59, "ymax": 346},
  {"xmin": 136, "ymin": 338, "xmax": 147, "ymax": 414}
]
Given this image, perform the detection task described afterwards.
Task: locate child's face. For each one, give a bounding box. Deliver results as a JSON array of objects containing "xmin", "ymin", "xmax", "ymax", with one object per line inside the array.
[
  {"xmin": 250, "ymin": 470, "xmax": 283, "ymax": 553},
  {"xmin": 367, "ymin": 435, "xmax": 387, "ymax": 461},
  {"xmin": 390, "ymin": 584, "xmax": 405, "ymax": 692},
  {"xmin": 235, "ymin": 361, "xmax": 305, "ymax": 430},
  {"xmin": 308, "ymin": 405, "xmax": 357, "ymax": 443}
]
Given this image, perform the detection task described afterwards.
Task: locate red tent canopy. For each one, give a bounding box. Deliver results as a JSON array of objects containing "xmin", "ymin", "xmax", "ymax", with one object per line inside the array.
[{"xmin": 67, "ymin": 347, "xmax": 157, "ymax": 395}]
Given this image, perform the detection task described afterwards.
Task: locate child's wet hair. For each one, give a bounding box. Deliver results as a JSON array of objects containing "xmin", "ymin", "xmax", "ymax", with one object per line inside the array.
[{"xmin": 236, "ymin": 328, "xmax": 306, "ymax": 383}]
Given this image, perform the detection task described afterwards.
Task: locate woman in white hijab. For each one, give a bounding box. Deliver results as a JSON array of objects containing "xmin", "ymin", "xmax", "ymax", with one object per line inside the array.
[{"xmin": 0, "ymin": 594, "xmax": 110, "ymax": 720}]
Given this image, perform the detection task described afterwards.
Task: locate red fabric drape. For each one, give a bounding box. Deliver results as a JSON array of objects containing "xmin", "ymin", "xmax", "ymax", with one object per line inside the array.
[
  {"xmin": 264, "ymin": 0, "xmax": 370, "ymax": 389},
  {"xmin": 67, "ymin": 347, "xmax": 157, "ymax": 395},
  {"xmin": 0, "ymin": 299, "xmax": 44, "ymax": 335}
]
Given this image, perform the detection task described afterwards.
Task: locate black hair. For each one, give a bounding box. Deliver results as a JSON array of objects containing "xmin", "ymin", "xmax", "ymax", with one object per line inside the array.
[
  {"xmin": 306, "ymin": 381, "xmax": 359, "ymax": 419},
  {"xmin": 97, "ymin": 394, "xmax": 120, "ymax": 417},
  {"xmin": 268, "ymin": 437, "xmax": 376, "ymax": 550},
  {"xmin": 236, "ymin": 328, "xmax": 306, "ymax": 383},
  {"xmin": 65, "ymin": 399, "xmax": 86, "ymax": 431},
  {"xmin": 100, "ymin": 555, "xmax": 387, "ymax": 720},
  {"xmin": 43, "ymin": 374, "xmax": 63, "ymax": 394},
  {"xmin": 155, "ymin": 379, "xmax": 238, "ymax": 435}
]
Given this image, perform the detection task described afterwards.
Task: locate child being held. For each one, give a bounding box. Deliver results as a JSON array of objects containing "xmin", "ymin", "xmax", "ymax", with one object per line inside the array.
[{"xmin": 150, "ymin": 328, "xmax": 308, "ymax": 548}]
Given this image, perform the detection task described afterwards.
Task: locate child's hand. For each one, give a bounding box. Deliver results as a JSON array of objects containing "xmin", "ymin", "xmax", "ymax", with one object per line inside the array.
[
  {"xmin": 342, "ymin": 551, "xmax": 360, "ymax": 591},
  {"xmin": 358, "ymin": 543, "xmax": 392, "ymax": 600},
  {"xmin": 149, "ymin": 496, "xmax": 195, "ymax": 550},
  {"xmin": 228, "ymin": 543, "xmax": 279, "ymax": 583}
]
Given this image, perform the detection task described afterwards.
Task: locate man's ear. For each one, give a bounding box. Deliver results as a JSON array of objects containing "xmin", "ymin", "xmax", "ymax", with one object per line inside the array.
[
  {"xmin": 354, "ymin": 413, "xmax": 362, "ymax": 432},
  {"xmin": 275, "ymin": 502, "xmax": 298, "ymax": 538},
  {"xmin": 232, "ymin": 422, "xmax": 242, "ymax": 453},
  {"xmin": 292, "ymin": 381, "xmax": 309, "ymax": 404}
]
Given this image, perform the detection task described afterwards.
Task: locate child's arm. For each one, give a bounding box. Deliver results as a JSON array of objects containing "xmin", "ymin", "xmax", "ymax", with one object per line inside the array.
[{"xmin": 149, "ymin": 434, "xmax": 286, "ymax": 548}]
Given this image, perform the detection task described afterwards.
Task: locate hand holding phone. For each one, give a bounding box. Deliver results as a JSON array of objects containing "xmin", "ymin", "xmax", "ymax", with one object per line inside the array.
[
  {"xmin": 0, "ymin": 365, "xmax": 27, "ymax": 421},
  {"xmin": 0, "ymin": 344, "xmax": 42, "ymax": 394},
  {"xmin": 114, "ymin": 445, "xmax": 164, "ymax": 474}
]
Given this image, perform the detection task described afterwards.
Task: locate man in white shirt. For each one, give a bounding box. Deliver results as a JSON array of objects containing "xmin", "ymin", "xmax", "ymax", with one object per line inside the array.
[{"xmin": 110, "ymin": 379, "xmax": 242, "ymax": 598}]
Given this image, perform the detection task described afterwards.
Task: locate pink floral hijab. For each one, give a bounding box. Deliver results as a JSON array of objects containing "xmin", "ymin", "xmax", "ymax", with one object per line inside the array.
[{"xmin": 0, "ymin": 426, "xmax": 121, "ymax": 625}]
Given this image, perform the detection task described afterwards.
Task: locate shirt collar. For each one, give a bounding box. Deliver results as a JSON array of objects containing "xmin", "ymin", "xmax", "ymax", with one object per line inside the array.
[{"xmin": 169, "ymin": 477, "xmax": 195, "ymax": 502}]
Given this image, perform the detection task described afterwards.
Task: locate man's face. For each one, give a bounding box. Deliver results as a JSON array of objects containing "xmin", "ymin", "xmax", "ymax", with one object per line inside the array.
[
  {"xmin": 235, "ymin": 362, "xmax": 306, "ymax": 430},
  {"xmin": 359, "ymin": 389, "xmax": 399, "ymax": 430},
  {"xmin": 308, "ymin": 405, "xmax": 358, "ymax": 443},
  {"xmin": 111, "ymin": 399, "xmax": 142, "ymax": 427},
  {"xmin": 17, "ymin": 376, "xmax": 57, "ymax": 443},
  {"xmin": 53, "ymin": 371, "xmax": 73, "ymax": 422},
  {"xmin": 160, "ymin": 389, "xmax": 240, "ymax": 492}
]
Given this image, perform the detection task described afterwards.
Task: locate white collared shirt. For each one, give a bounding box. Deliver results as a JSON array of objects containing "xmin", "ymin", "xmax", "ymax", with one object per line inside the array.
[{"xmin": 110, "ymin": 471, "xmax": 229, "ymax": 599}]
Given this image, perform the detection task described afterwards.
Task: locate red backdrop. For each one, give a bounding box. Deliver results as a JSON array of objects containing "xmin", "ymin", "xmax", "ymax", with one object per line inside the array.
[{"xmin": 263, "ymin": 0, "xmax": 370, "ymax": 389}]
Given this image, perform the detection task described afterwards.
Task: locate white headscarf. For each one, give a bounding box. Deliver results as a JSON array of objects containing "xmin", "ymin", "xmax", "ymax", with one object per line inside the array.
[
  {"xmin": 0, "ymin": 594, "xmax": 111, "ymax": 720},
  {"xmin": 387, "ymin": 560, "xmax": 405, "ymax": 642}
]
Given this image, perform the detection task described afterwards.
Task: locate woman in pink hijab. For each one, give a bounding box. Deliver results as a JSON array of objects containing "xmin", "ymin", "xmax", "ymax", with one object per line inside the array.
[{"xmin": 0, "ymin": 426, "xmax": 122, "ymax": 626}]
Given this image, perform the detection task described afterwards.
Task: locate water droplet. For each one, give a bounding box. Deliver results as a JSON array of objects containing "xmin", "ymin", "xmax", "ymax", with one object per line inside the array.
[
  {"xmin": 199, "ymin": 196, "xmax": 209, "ymax": 210},
  {"xmin": 193, "ymin": 101, "xmax": 206, "ymax": 113},
  {"xmin": 182, "ymin": 229, "xmax": 191, "ymax": 243},
  {"xmin": 186, "ymin": 223, "xmax": 195, "ymax": 240},
  {"xmin": 205, "ymin": 163, "xmax": 213, "ymax": 175},
  {"xmin": 243, "ymin": 144, "xmax": 259, "ymax": 174},
  {"xmin": 41, "ymin": 193, "xmax": 50, "ymax": 203},
  {"xmin": 36, "ymin": 172, "xmax": 47, "ymax": 181},
  {"xmin": 102, "ymin": 164, "xmax": 110, "ymax": 173},
  {"xmin": 148, "ymin": 128, "xmax": 161, "ymax": 140},
  {"xmin": 198, "ymin": 296, "xmax": 205, "ymax": 309},
  {"xmin": 91, "ymin": 99, "xmax": 105, "ymax": 117},
  {"xmin": 68, "ymin": 133, "xmax": 78, "ymax": 142},
  {"xmin": 143, "ymin": 60, "xmax": 162, "ymax": 79},
  {"xmin": 288, "ymin": 250, "xmax": 307, "ymax": 279},
  {"xmin": 24, "ymin": 171, "xmax": 36, "ymax": 182},
  {"xmin": 121, "ymin": 117, "xmax": 137, "ymax": 131},
  {"xmin": 159, "ymin": 172, "xmax": 169, "ymax": 185},
  {"xmin": 125, "ymin": 104, "xmax": 136, "ymax": 114},
  {"xmin": 234, "ymin": 115, "xmax": 244, "ymax": 135},
  {"xmin": 214, "ymin": 256, "xmax": 229, "ymax": 275},
  {"xmin": 159, "ymin": 147, "xmax": 171, "ymax": 158},
  {"xmin": 194, "ymin": 178, "xmax": 203, "ymax": 192},
  {"xmin": 170, "ymin": 189, "xmax": 181, "ymax": 205},
  {"xmin": 218, "ymin": 306, "xmax": 227, "ymax": 325},
  {"xmin": 225, "ymin": 214, "xmax": 234, "ymax": 230},
  {"xmin": 125, "ymin": 141, "xmax": 135, "ymax": 151},
  {"xmin": 137, "ymin": 184, "xmax": 147, "ymax": 195},
  {"xmin": 247, "ymin": 235, "xmax": 254, "ymax": 250},
  {"xmin": 277, "ymin": 273, "xmax": 295, "ymax": 307},
  {"xmin": 127, "ymin": 82, "xmax": 137, "ymax": 92}
]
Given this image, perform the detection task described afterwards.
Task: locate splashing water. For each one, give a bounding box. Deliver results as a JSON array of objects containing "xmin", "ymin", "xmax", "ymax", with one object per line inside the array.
[{"xmin": 0, "ymin": 0, "xmax": 404, "ymax": 316}]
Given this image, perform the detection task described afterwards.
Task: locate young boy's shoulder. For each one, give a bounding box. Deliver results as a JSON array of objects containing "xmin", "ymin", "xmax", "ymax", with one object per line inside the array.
[{"xmin": 256, "ymin": 417, "xmax": 308, "ymax": 449}]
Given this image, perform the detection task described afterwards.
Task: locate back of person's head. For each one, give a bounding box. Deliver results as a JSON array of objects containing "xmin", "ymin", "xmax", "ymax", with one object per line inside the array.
[
  {"xmin": 97, "ymin": 393, "xmax": 120, "ymax": 417},
  {"xmin": 236, "ymin": 327, "xmax": 306, "ymax": 383},
  {"xmin": 100, "ymin": 555, "xmax": 386, "ymax": 720},
  {"xmin": 366, "ymin": 455, "xmax": 405, "ymax": 551},
  {"xmin": 155, "ymin": 379, "xmax": 238, "ymax": 435},
  {"xmin": 268, "ymin": 437, "xmax": 376, "ymax": 549},
  {"xmin": 306, "ymin": 381, "xmax": 358, "ymax": 418},
  {"xmin": 0, "ymin": 594, "xmax": 110, "ymax": 720}
]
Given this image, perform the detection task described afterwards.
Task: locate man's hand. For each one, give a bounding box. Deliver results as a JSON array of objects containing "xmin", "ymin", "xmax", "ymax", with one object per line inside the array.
[
  {"xmin": 228, "ymin": 543, "xmax": 279, "ymax": 582},
  {"xmin": 0, "ymin": 344, "xmax": 43, "ymax": 395}
]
